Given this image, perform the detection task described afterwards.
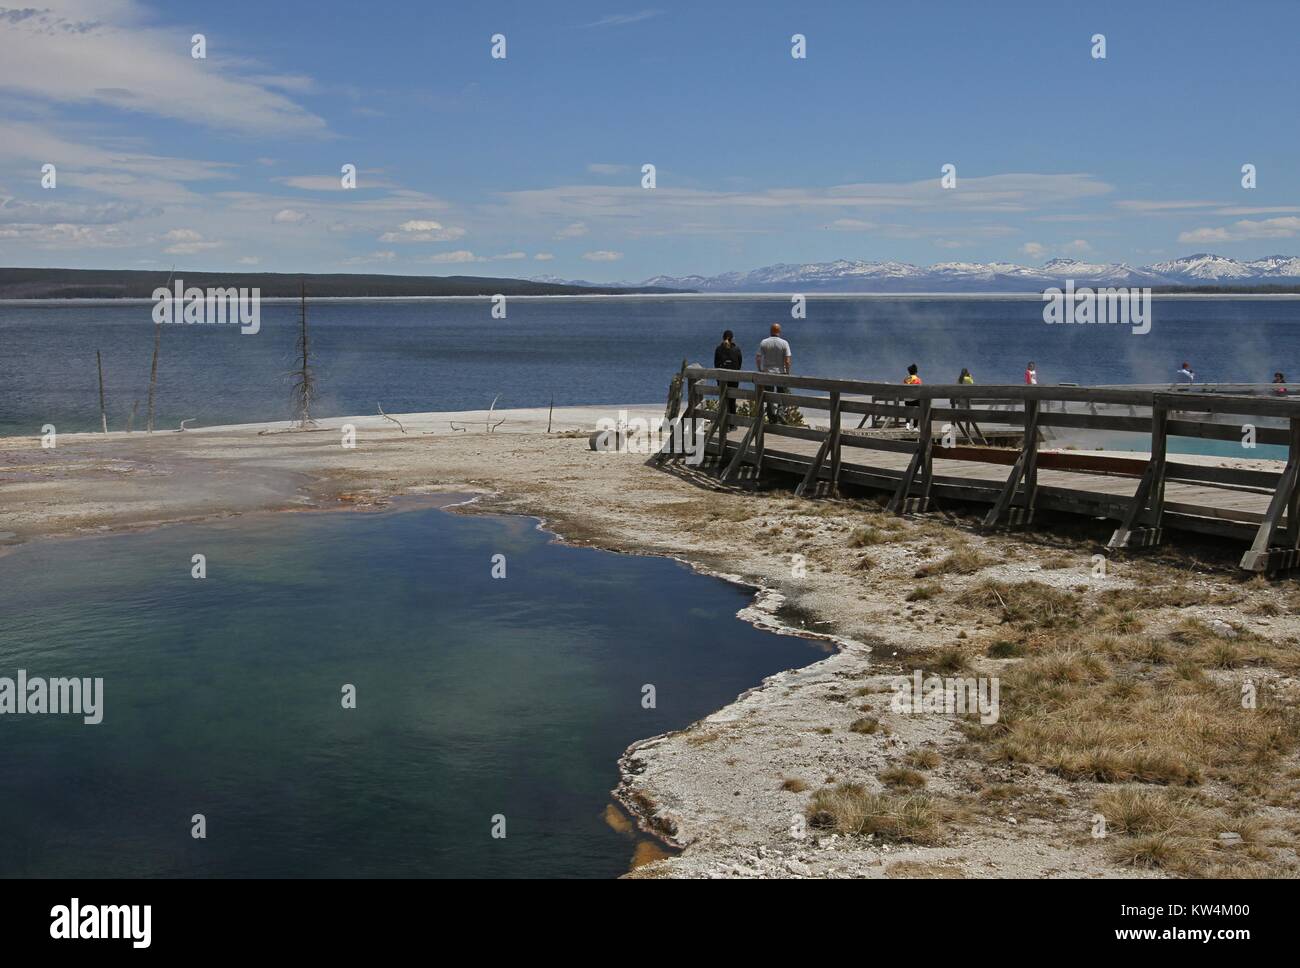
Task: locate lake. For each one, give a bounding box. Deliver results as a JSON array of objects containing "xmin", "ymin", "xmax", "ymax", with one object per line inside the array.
[
  {"xmin": 0, "ymin": 498, "xmax": 824, "ymax": 877},
  {"xmin": 2, "ymin": 295, "xmax": 1298, "ymax": 436}
]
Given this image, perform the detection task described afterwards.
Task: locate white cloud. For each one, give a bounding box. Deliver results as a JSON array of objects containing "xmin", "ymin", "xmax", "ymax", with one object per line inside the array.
[
  {"xmin": 378, "ymin": 219, "xmax": 466, "ymax": 242},
  {"xmin": 583, "ymin": 250, "xmax": 623, "ymax": 261},
  {"xmin": 1179, "ymin": 217, "xmax": 1300, "ymax": 243},
  {"xmin": 554, "ymin": 221, "xmax": 589, "ymax": 239},
  {"xmin": 1021, "ymin": 242, "xmax": 1046, "ymax": 258},
  {"xmin": 237, "ymin": 256, "xmax": 260, "ymax": 265},
  {"xmin": 425, "ymin": 250, "xmax": 483, "ymax": 263},
  {"xmin": 533, "ymin": 252, "xmax": 555, "ymax": 261},
  {"xmin": 272, "ymin": 208, "xmax": 310, "ymax": 224},
  {"xmin": 342, "ymin": 250, "xmax": 397, "ymax": 265},
  {"xmin": 161, "ymin": 228, "xmax": 221, "ymax": 254},
  {"xmin": 1064, "ymin": 239, "xmax": 1092, "ymax": 253},
  {"xmin": 0, "ymin": 2, "xmax": 327, "ymax": 134},
  {"xmin": 492, "ymin": 251, "xmax": 527, "ymax": 260}
]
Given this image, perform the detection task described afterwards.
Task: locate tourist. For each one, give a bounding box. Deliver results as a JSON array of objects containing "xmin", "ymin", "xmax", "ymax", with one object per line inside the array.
[
  {"xmin": 904, "ymin": 363, "xmax": 922, "ymax": 429},
  {"xmin": 958, "ymin": 367, "xmax": 974, "ymax": 385},
  {"xmin": 713, "ymin": 329, "xmax": 742, "ymax": 413},
  {"xmin": 1024, "ymin": 362, "xmax": 1038, "ymax": 386},
  {"xmin": 755, "ymin": 323, "xmax": 792, "ymax": 423},
  {"xmin": 1177, "ymin": 361, "xmax": 1196, "ymax": 383},
  {"xmin": 1274, "ymin": 372, "xmax": 1288, "ymax": 395}
]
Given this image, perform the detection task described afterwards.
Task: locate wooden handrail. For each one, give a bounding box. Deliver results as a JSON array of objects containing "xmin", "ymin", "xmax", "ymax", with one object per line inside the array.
[{"xmin": 670, "ymin": 366, "xmax": 1300, "ymax": 572}]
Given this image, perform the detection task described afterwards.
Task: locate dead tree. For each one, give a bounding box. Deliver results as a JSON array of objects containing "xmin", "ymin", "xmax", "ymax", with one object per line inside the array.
[
  {"xmin": 290, "ymin": 280, "xmax": 317, "ymax": 428},
  {"xmin": 147, "ymin": 266, "xmax": 172, "ymax": 433}
]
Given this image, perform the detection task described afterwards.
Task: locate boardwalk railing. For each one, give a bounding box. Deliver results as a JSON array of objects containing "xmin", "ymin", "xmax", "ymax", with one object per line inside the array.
[{"xmin": 657, "ymin": 365, "xmax": 1300, "ymax": 572}]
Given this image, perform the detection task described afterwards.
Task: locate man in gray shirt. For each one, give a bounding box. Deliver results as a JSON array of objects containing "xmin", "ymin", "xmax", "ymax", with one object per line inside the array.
[{"xmin": 755, "ymin": 323, "xmax": 792, "ymax": 422}]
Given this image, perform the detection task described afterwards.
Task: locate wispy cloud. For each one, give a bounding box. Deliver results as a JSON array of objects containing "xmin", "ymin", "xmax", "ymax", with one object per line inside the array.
[
  {"xmin": 579, "ymin": 10, "xmax": 664, "ymax": 28},
  {"xmin": 1179, "ymin": 217, "xmax": 1300, "ymax": 244},
  {"xmin": 0, "ymin": 1, "xmax": 327, "ymax": 134}
]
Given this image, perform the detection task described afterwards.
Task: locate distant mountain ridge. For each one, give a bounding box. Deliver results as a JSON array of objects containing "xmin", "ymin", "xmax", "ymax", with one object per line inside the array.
[
  {"xmin": 0, "ymin": 267, "xmax": 681, "ymax": 299},
  {"xmin": 540, "ymin": 253, "xmax": 1300, "ymax": 293}
]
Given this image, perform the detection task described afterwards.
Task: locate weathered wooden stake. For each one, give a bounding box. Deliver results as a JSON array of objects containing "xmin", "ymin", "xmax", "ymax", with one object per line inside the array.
[{"xmin": 96, "ymin": 349, "xmax": 108, "ymax": 434}]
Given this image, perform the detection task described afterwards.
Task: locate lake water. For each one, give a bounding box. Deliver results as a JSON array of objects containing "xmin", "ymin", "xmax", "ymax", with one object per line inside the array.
[
  {"xmin": 0, "ymin": 499, "xmax": 823, "ymax": 877},
  {"xmin": 2, "ymin": 296, "xmax": 1298, "ymax": 437}
]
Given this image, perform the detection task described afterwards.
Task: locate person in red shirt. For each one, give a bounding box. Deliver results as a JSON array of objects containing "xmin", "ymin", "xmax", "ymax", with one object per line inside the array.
[{"xmin": 1024, "ymin": 362, "xmax": 1038, "ymax": 385}]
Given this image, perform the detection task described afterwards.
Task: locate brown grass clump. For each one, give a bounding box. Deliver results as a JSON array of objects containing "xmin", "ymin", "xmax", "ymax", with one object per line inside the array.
[
  {"xmin": 985, "ymin": 648, "xmax": 1299, "ymax": 786},
  {"xmin": 880, "ymin": 766, "xmax": 927, "ymax": 789},
  {"xmin": 956, "ymin": 579, "xmax": 1084, "ymax": 628},
  {"xmin": 850, "ymin": 716, "xmax": 880, "ymax": 734},
  {"xmin": 806, "ymin": 784, "xmax": 941, "ymax": 845},
  {"xmin": 849, "ymin": 525, "xmax": 889, "ymax": 548},
  {"xmin": 904, "ymin": 749, "xmax": 941, "ymax": 770},
  {"xmin": 906, "ymin": 583, "xmax": 942, "ymax": 602},
  {"xmin": 781, "ymin": 778, "xmax": 810, "ymax": 793},
  {"xmin": 1094, "ymin": 787, "xmax": 1281, "ymax": 877},
  {"xmin": 914, "ymin": 545, "xmax": 992, "ymax": 578}
]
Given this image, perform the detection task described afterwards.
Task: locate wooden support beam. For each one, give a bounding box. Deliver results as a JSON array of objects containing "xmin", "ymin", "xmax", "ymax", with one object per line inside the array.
[
  {"xmin": 753, "ymin": 386, "xmax": 766, "ymax": 477},
  {"xmin": 1108, "ymin": 404, "xmax": 1169, "ymax": 549},
  {"xmin": 721, "ymin": 417, "xmax": 758, "ymax": 481},
  {"xmin": 828, "ymin": 391, "xmax": 842, "ymax": 495},
  {"xmin": 1241, "ymin": 418, "xmax": 1300, "ymax": 571},
  {"xmin": 886, "ymin": 399, "xmax": 933, "ymax": 514},
  {"xmin": 794, "ymin": 438, "xmax": 830, "ymax": 497},
  {"xmin": 982, "ymin": 399, "xmax": 1041, "ymax": 529}
]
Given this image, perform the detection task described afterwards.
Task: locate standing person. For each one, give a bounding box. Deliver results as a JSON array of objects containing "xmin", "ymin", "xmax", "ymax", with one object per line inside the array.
[
  {"xmin": 1177, "ymin": 361, "xmax": 1196, "ymax": 383},
  {"xmin": 756, "ymin": 323, "xmax": 792, "ymax": 423},
  {"xmin": 958, "ymin": 367, "xmax": 974, "ymax": 385},
  {"xmin": 1024, "ymin": 361, "xmax": 1038, "ymax": 386},
  {"xmin": 713, "ymin": 329, "xmax": 742, "ymax": 413},
  {"xmin": 903, "ymin": 363, "xmax": 922, "ymax": 429},
  {"xmin": 1273, "ymin": 372, "xmax": 1288, "ymax": 395}
]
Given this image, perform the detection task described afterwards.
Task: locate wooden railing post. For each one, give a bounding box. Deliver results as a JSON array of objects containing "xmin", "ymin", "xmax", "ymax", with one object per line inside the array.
[{"xmin": 714, "ymin": 381, "xmax": 729, "ymax": 466}]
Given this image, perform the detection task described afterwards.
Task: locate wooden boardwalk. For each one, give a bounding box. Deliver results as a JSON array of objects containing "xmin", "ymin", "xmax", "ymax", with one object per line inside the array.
[{"xmin": 657, "ymin": 366, "xmax": 1300, "ymax": 573}]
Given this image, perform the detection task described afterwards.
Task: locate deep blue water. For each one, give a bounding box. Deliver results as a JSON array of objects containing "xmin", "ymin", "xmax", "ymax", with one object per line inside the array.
[
  {"xmin": 0, "ymin": 500, "xmax": 823, "ymax": 877},
  {"xmin": 2, "ymin": 296, "xmax": 1298, "ymax": 436}
]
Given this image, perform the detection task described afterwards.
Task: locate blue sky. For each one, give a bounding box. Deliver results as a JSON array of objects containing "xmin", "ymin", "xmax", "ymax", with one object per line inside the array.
[{"xmin": 1, "ymin": 0, "xmax": 1298, "ymax": 280}]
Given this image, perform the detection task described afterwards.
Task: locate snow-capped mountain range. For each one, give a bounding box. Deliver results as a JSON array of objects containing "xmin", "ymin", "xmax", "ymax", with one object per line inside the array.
[{"xmin": 535, "ymin": 254, "xmax": 1300, "ymax": 293}]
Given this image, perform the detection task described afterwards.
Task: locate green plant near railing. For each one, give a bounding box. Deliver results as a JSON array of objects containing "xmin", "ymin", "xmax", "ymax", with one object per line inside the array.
[{"xmin": 696, "ymin": 396, "xmax": 804, "ymax": 426}]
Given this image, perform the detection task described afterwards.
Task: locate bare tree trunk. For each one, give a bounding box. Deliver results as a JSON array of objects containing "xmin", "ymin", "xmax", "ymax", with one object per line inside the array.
[
  {"xmin": 147, "ymin": 266, "xmax": 173, "ymax": 434},
  {"xmin": 96, "ymin": 349, "xmax": 108, "ymax": 434},
  {"xmin": 292, "ymin": 279, "xmax": 316, "ymax": 427},
  {"xmin": 547, "ymin": 395, "xmax": 554, "ymax": 434},
  {"xmin": 146, "ymin": 324, "xmax": 160, "ymax": 433}
]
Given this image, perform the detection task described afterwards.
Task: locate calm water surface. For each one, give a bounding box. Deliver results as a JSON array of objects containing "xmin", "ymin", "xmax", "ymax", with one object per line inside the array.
[
  {"xmin": 2, "ymin": 296, "xmax": 1298, "ymax": 436},
  {"xmin": 0, "ymin": 499, "xmax": 824, "ymax": 877}
]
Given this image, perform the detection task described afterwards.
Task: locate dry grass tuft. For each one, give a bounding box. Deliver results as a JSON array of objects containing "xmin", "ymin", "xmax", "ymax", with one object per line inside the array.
[{"xmin": 807, "ymin": 784, "xmax": 942, "ymax": 845}]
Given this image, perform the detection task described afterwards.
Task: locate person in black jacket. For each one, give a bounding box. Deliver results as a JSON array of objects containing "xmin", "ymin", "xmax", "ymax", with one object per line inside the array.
[{"xmin": 713, "ymin": 329, "xmax": 742, "ymax": 413}]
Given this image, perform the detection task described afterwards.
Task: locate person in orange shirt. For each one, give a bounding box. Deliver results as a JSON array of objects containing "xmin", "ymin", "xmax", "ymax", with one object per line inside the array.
[{"xmin": 903, "ymin": 363, "xmax": 922, "ymax": 429}]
